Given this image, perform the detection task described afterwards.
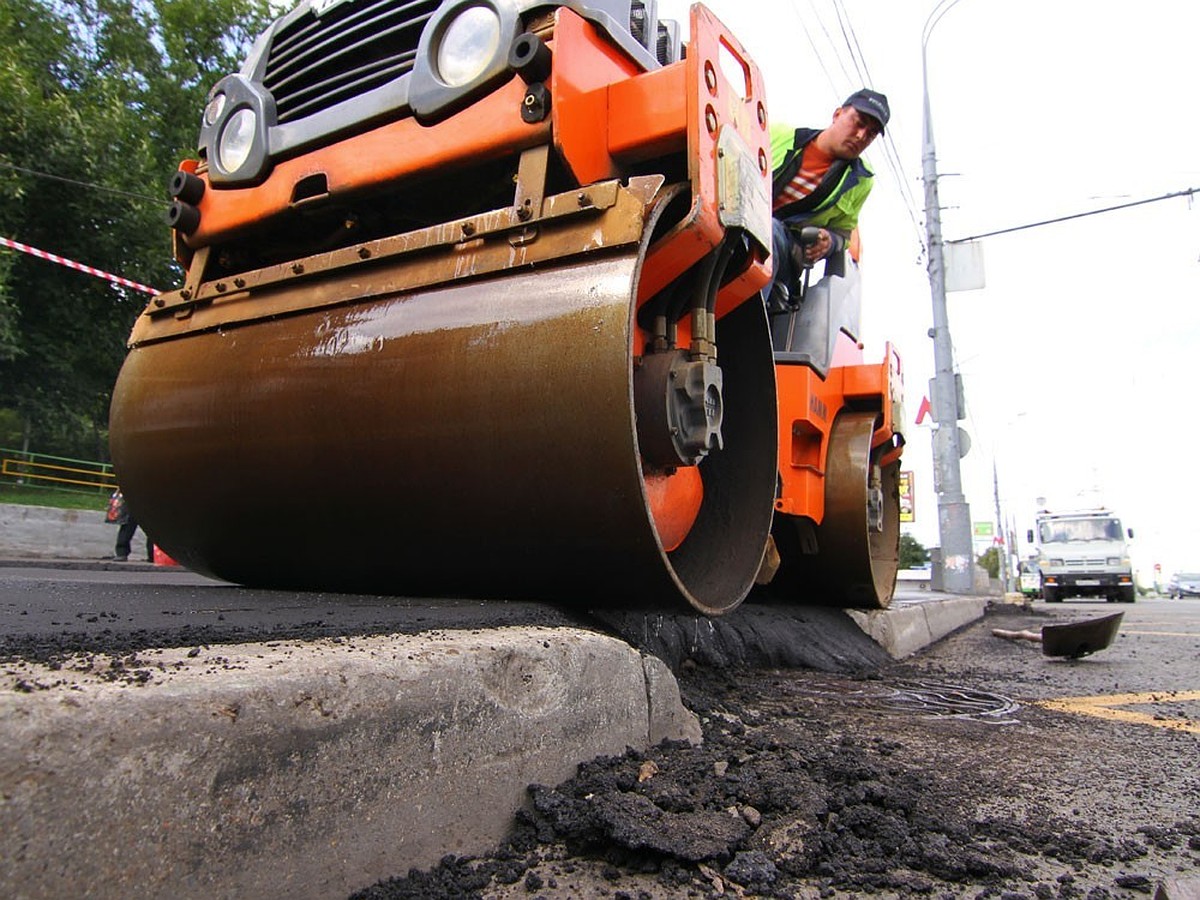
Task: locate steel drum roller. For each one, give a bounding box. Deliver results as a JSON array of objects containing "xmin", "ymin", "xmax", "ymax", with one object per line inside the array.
[{"xmin": 110, "ymin": 241, "xmax": 777, "ymax": 614}]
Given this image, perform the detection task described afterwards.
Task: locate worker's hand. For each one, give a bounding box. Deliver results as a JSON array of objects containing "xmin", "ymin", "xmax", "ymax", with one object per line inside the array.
[{"xmin": 802, "ymin": 228, "xmax": 833, "ymax": 264}]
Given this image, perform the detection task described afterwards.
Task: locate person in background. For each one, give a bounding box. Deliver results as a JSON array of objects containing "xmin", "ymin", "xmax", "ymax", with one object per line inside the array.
[
  {"xmin": 106, "ymin": 489, "xmax": 154, "ymax": 562},
  {"xmin": 765, "ymin": 88, "xmax": 889, "ymax": 310}
]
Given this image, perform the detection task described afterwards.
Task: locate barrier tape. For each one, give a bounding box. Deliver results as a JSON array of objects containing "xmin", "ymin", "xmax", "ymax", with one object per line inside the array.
[{"xmin": 0, "ymin": 236, "xmax": 160, "ymax": 296}]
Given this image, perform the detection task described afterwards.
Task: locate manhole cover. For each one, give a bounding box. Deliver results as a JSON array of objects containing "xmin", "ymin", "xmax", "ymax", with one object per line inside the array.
[
  {"xmin": 778, "ymin": 675, "xmax": 1020, "ymax": 725},
  {"xmin": 882, "ymin": 679, "xmax": 1021, "ymax": 723}
]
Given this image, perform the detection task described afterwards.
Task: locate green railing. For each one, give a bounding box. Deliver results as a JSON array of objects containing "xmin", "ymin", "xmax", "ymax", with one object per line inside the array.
[{"xmin": 0, "ymin": 448, "xmax": 117, "ymax": 495}]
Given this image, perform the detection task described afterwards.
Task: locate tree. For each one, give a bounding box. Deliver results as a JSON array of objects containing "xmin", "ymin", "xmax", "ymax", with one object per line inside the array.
[
  {"xmin": 977, "ymin": 546, "xmax": 1001, "ymax": 580},
  {"xmin": 899, "ymin": 533, "xmax": 929, "ymax": 569},
  {"xmin": 0, "ymin": 0, "xmax": 272, "ymax": 457}
]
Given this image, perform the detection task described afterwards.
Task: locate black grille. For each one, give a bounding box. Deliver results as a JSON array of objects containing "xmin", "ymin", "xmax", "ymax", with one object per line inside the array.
[
  {"xmin": 629, "ymin": 1, "xmax": 647, "ymax": 46},
  {"xmin": 263, "ymin": 0, "xmax": 441, "ymax": 124}
]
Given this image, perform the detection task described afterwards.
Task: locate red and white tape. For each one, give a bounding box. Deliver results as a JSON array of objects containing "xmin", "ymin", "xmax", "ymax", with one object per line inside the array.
[{"xmin": 0, "ymin": 236, "xmax": 160, "ymax": 296}]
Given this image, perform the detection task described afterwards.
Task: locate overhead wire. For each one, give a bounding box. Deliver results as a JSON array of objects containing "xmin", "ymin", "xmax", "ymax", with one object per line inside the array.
[
  {"xmin": 805, "ymin": 0, "xmax": 857, "ymax": 87},
  {"xmin": 830, "ymin": 0, "xmax": 870, "ymax": 86},
  {"xmin": 787, "ymin": 0, "xmax": 841, "ymax": 97},
  {"xmin": 0, "ymin": 160, "xmax": 164, "ymax": 207},
  {"xmin": 827, "ymin": 0, "xmax": 927, "ymax": 251},
  {"xmin": 946, "ymin": 187, "xmax": 1199, "ymax": 244}
]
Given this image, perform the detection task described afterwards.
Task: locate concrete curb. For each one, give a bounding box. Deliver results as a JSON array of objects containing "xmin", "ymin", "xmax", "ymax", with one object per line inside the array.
[
  {"xmin": 847, "ymin": 596, "xmax": 989, "ymax": 659},
  {"xmin": 0, "ymin": 503, "xmax": 152, "ymax": 562},
  {"xmin": 1, "ymin": 629, "xmax": 700, "ymax": 900}
]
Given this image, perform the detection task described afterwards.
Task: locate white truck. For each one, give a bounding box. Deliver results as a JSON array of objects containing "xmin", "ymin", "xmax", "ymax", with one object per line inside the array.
[{"xmin": 1027, "ymin": 509, "xmax": 1135, "ymax": 603}]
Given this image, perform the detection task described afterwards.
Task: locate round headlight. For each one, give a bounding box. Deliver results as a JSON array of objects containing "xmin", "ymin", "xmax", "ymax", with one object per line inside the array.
[
  {"xmin": 218, "ymin": 108, "xmax": 257, "ymax": 174},
  {"xmin": 436, "ymin": 6, "xmax": 501, "ymax": 88},
  {"xmin": 204, "ymin": 92, "xmax": 227, "ymax": 127}
]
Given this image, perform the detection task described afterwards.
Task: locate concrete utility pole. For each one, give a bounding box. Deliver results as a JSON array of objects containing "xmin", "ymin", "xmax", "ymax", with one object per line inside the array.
[
  {"xmin": 921, "ymin": 0, "xmax": 975, "ymax": 594},
  {"xmin": 992, "ymin": 459, "xmax": 1008, "ymax": 590}
]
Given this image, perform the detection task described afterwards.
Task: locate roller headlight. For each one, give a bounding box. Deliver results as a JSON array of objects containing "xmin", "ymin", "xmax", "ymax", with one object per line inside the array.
[
  {"xmin": 203, "ymin": 92, "xmax": 226, "ymax": 127},
  {"xmin": 436, "ymin": 6, "xmax": 501, "ymax": 87},
  {"xmin": 218, "ymin": 108, "xmax": 257, "ymax": 174}
]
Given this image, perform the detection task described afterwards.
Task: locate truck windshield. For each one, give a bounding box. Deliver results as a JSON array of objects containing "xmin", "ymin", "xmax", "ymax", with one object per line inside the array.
[{"xmin": 1040, "ymin": 518, "xmax": 1123, "ymax": 543}]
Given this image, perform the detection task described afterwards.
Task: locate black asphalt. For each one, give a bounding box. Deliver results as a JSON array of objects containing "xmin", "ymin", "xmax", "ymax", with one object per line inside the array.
[{"xmin": 0, "ymin": 559, "xmax": 889, "ymax": 673}]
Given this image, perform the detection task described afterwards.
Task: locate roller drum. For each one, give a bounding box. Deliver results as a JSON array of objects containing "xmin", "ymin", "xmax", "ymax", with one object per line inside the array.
[{"xmin": 111, "ymin": 245, "xmax": 777, "ymax": 614}]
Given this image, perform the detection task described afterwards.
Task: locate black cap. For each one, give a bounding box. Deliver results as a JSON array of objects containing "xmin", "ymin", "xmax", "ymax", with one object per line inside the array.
[{"xmin": 843, "ymin": 89, "xmax": 890, "ymax": 133}]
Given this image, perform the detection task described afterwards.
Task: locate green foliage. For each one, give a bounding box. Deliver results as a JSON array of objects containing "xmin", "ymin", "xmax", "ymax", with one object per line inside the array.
[
  {"xmin": 0, "ymin": 408, "xmax": 22, "ymax": 446},
  {"xmin": 899, "ymin": 533, "xmax": 929, "ymax": 568},
  {"xmin": 977, "ymin": 546, "xmax": 1001, "ymax": 580},
  {"xmin": 0, "ymin": 481, "xmax": 108, "ymax": 510},
  {"xmin": 0, "ymin": 0, "xmax": 272, "ymax": 458}
]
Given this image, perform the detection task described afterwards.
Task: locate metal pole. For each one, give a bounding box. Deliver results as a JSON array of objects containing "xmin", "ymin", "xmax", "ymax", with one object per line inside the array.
[
  {"xmin": 922, "ymin": 1, "xmax": 975, "ymax": 594},
  {"xmin": 993, "ymin": 458, "xmax": 1007, "ymax": 591}
]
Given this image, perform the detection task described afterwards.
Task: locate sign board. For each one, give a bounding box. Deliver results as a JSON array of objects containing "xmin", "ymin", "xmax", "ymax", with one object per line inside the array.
[
  {"xmin": 972, "ymin": 521, "xmax": 994, "ymax": 538},
  {"xmin": 945, "ymin": 241, "xmax": 986, "ymax": 292},
  {"xmin": 898, "ymin": 471, "xmax": 915, "ymax": 523}
]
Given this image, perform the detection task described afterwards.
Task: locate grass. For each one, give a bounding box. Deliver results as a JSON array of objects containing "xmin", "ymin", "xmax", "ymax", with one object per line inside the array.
[{"xmin": 0, "ymin": 483, "xmax": 109, "ymax": 511}]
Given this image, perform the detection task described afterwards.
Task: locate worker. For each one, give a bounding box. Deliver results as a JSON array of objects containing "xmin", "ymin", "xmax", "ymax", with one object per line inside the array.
[
  {"xmin": 764, "ymin": 88, "xmax": 889, "ymax": 311},
  {"xmin": 106, "ymin": 489, "xmax": 155, "ymax": 562}
]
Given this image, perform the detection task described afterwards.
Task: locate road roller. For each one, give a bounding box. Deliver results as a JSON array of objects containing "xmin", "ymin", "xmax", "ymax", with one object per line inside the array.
[{"xmin": 109, "ymin": 0, "xmax": 904, "ymax": 614}]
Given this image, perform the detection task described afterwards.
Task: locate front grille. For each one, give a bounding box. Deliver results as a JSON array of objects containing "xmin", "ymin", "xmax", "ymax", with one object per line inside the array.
[{"xmin": 264, "ymin": 0, "xmax": 441, "ymax": 124}]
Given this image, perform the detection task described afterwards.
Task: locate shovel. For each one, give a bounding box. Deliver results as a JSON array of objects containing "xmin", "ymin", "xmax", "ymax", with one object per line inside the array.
[{"xmin": 992, "ymin": 612, "xmax": 1124, "ymax": 658}]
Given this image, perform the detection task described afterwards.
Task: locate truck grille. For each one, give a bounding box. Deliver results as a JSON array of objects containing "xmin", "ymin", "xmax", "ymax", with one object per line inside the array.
[{"xmin": 263, "ymin": 0, "xmax": 440, "ymax": 124}]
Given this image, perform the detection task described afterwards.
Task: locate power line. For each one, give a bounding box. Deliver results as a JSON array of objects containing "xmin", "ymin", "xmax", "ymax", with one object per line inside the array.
[
  {"xmin": 805, "ymin": 0, "xmax": 856, "ymax": 87},
  {"xmin": 788, "ymin": 0, "xmax": 841, "ymax": 97},
  {"xmin": 830, "ymin": 0, "xmax": 870, "ymax": 86},
  {"xmin": 947, "ymin": 187, "xmax": 1198, "ymax": 244},
  {"xmin": 0, "ymin": 160, "xmax": 164, "ymax": 206},
  {"xmin": 826, "ymin": 0, "xmax": 926, "ymax": 251}
]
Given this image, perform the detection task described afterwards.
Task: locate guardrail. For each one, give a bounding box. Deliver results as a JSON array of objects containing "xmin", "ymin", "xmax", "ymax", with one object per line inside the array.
[{"xmin": 0, "ymin": 449, "xmax": 117, "ymax": 494}]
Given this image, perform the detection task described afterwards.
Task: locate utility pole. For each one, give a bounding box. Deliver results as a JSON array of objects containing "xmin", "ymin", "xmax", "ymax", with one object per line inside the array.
[
  {"xmin": 921, "ymin": 0, "xmax": 975, "ymax": 594},
  {"xmin": 992, "ymin": 459, "xmax": 1008, "ymax": 591}
]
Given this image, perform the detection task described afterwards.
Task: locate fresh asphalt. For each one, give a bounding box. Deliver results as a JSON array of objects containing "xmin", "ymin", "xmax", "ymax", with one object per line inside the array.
[
  {"xmin": 0, "ymin": 559, "xmax": 594, "ymax": 661},
  {"xmin": 0, "ymin": 557, "xmax": 978, "ymax": 669}
]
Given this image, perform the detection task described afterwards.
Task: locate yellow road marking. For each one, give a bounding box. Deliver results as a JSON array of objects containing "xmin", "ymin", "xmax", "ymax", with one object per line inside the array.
[{"xmin": 1035, "ymin": 690, "xmax": 1200, "ymax": 734}]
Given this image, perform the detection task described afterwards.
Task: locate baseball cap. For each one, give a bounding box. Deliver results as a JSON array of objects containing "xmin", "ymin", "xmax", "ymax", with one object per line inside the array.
[{"xmin": 843, "ymin": 89, "xmax": 890, "ymax": 133}]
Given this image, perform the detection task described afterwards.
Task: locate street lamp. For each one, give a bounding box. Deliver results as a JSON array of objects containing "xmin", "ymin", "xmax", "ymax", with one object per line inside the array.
[{"xmin": 921, "ymin": 0, "xmax": 975, "ymax": 594}]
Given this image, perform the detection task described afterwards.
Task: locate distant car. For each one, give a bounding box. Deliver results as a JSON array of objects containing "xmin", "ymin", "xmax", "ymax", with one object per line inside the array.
[
  {"xmin": 1167, "ymin": 573, "xmax": 1200, "ymax": 599},
  {"xmin": 1017, "ymin": 561, "xmax": 1041, "ymax": 599}
]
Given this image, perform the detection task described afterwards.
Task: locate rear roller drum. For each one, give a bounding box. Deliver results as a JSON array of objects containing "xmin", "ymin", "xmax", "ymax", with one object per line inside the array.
[{"xmin": 770, "ymin": 411, "xmax": 899, "ymax": 608}]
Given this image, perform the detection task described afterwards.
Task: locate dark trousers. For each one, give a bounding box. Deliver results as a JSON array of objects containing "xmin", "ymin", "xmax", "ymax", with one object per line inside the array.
[
  {"xmin": 764, "ymin": 219, "xmax": 801, "ymax": 313},
  {"xmin": 115, "ymin": 521, "xmax": 154, "ymax": 561}
]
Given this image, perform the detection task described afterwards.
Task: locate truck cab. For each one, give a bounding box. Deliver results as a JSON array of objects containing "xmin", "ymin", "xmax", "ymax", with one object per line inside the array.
[{"xmin": 1028, "ymin": 510, "xmax": 1135, "ymax": 603}]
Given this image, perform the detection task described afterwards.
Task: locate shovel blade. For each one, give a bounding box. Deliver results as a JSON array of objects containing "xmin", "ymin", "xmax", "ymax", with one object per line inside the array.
[{"xmin": 1041, "ymin": 612, "xmax": 1124, "ymax": 658}]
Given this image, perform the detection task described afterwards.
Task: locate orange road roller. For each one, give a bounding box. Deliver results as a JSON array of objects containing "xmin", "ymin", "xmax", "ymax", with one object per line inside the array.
[{"xmin": 110, "ymin": 1, "xmax": 904, "ymax": 614}]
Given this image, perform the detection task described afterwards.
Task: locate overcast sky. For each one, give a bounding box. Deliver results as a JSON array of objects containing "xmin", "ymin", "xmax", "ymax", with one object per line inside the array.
[{"xmin": 656, "ymin": 0, "xmax": 1200, "ymax": 580}]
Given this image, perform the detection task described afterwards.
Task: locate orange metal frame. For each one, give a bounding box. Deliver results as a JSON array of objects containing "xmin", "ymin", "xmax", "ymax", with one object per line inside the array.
[
  {"xmin": 551, "ymin": 6, "xmax": 771, "ymax": 311},
  {"xmin": 181, "ymin": 4, "xmax": 770, "ymax": 316},
  {"xmin": 775, "ymin": 342, "xmax": 904, "ymax": 523},
  {"xmin": 184, "ymin": 76, "xmax": 550, "ymax": 248}
]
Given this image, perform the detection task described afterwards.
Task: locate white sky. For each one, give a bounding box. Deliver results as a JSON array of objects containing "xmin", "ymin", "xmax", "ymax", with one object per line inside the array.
[{"xmin": 657, "ymin": 0, "xmax": 1200, "ymax": 581}]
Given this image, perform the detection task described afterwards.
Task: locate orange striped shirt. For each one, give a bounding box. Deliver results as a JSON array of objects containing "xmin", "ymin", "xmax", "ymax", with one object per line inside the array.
[{"xmin": 773, "ymin": 141, "xmax": 834, "ymax": 212}]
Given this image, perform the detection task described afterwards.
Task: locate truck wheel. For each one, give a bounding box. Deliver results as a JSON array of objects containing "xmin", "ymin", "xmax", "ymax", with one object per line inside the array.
[
  {"xmin": 1119, "ymin": 585, "xmax": 1136, "ymax": 603},
  {"xmin": 1042, "ymin": 585, "xmax": 1060, "ymax": 603}
]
